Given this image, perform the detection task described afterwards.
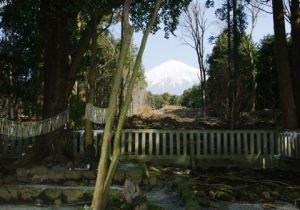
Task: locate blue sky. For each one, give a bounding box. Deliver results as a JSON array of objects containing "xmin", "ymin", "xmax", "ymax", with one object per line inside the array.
[{"xmin": 132, "ymin": 2, "xmax": 275, "ymax": 72}]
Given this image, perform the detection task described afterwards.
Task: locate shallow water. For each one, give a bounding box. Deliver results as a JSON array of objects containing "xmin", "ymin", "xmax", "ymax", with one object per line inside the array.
[
  {"xmin": 209, "ymin": 201, "xmax": 299, "ymax": 210},
  {"xmin": 146, "ymin": 188, "xmax": 185, "ymax": 210}
]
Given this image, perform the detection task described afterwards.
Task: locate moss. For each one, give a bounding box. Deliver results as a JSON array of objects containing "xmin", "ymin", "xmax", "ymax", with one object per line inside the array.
[
  {"xmin": 107, "ymin": 189, "xmax": 123, "ymax": 208},
  {"xmin": 19, "ymin": 187, "xmax": 41, "ymax": 202},
  {"xmin": 41, "ymin": 188, "xmax": 62, "ymax": 203},
  {"xmin": 62, "ymin": 189, "xmax": 85, "ymax": 204},
  {"xmin": 214, "ymin": 191, "xmax": 235, "ymax": 201}
]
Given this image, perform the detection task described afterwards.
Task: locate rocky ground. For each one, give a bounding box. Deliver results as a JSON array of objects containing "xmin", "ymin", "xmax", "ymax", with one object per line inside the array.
[
  {"xmin": 0, "ymin": 162, "xmax": 300, "ymax": 209},
  {"xmin": 124, "ymin": 106, "xmax": 281, "ymax": 129}
]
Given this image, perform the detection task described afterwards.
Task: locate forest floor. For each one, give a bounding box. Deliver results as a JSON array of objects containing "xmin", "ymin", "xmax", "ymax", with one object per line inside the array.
[{"xmin": 125, "ymin": 105, "xmax": 281, "ymax": 129}]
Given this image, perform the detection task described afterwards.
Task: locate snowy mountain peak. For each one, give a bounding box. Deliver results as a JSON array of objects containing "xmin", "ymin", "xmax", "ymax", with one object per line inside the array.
[{"xmin": 145, "ymin": 60, "xmax": 199, "ymax": 95}]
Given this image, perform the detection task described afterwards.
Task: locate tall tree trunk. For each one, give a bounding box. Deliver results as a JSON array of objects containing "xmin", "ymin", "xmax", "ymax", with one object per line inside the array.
[
  {"xmin": 102, "ymin": 0, "xmax": 163, "ymax": 206},
  {"xmin": 91, "ymin": 2, "xmax": 134, "ymax": 209},
  {"xmin": 290, "ymin": 0, "xmax": 300, "ymax": 123},
  {"xmin": 226, "ymin": 0, "xmax": 233, "ymax": 125},
  {"xmin": 27, "ymin": 0, "xmax": 104, "ymax": 162},
  {"xmin": 8, "ymin": 63, "xmax": 16, "ymax": 120},
  {"xmin": 36, "ymin": 0, "xmax": 71, "ymax": 161},
  {"xmin": 231, "ymin": 0, "xmax": 239, "ymax": 128},
  {"xmin": 272, "ymin": 0, "xmax": 298, "ymax": 128},
  {"xmin": 85, "ymin": 19, "xmax": 98, "ymax": 147},
  {"xmin": 91, "ymin": 0, "xmax": 162, "ymax": 209}
]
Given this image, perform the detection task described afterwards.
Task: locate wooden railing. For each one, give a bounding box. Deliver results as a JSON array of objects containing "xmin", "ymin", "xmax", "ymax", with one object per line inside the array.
[
  {"xmin": 119, "ymin": 129, "xmax": 278, "ymax": 157},
  {"xmin": 0, "ymin": 135, "xmax": 35, "ymax": 157},
  {"xmin": 278, "ymin": 131, "xmax": 300, "ymax": 159},
  {"xmin": 1, "ymin": 129, "xmax": 300, "ymax": 164}
]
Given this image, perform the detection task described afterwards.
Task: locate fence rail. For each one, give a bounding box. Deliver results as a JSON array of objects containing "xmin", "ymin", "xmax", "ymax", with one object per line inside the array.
[{"xmin": 1, "ymin": 129, "xmax": 300, "ymax": 166}]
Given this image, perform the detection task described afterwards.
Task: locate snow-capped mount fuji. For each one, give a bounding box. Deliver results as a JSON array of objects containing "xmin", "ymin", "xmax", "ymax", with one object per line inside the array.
[{"xmin": 145, "ymin": 60, "xmax": 199, "ymax": 95}]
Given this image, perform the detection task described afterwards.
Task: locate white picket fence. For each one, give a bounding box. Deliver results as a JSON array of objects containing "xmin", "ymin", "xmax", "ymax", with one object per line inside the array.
[{"xmin": 1, "ymin": 129, "xmax": 300, "ymax": 165}]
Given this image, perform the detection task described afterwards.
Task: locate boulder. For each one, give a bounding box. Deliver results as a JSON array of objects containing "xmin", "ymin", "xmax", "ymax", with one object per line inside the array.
[
  {"xmin": 238, "ymin": 190, "xmax": 258, "ymax": 201},
  {"xmin": 148, "ymin": 176, "xmax": 158, "ymax": 187},
  {"xmin": 127, "ymin": 167, "xmax": 144, "ymax": 185},
  {"xmin": 62, "ymin": 189, "xmax": 85, "ymax": 204},
  {"xmin": 63, "ymin": 180, "xmax": 79, "ymax": 186},
  {"xmin": 215, "ymin": 191, "xmax": 235, "ymax": 202},
  {"xmin": 262, "ymin": 191, "xmax": 272, "ymax": 200},
  {"xmin": 32, "ymin": 175, "xmax": 48, "ymax": 183},
  {"xmin": 124, "ymin": 179, "xmax": 144, "ymax": 203},
  {"xmin": 65, "ymin": 170, "xmax": 83, "ymax": 180},
  {"xmin": 0, "ymin": 187, "xmax": 11, "ymax": 202},
  {"xmin": 296, "ymin": 198, "xmax": 300, "ymax": 208},
  {"xmin": 35, "ymin": 198, "xmax": 44, "ymax": 205},
  {"xmin": 3, "ymin": 175, "xmax": 17, "ymax": 184},
  {"xmin": 41, "ymin": 188, "xmax": 62, "ymax": 202},
  {"xmin": 82, "ymin": 171, "xmax": 96, "ymax": 180},
  {"xmin": 47, "ymin": 171, "xmax": 65, "ymax": 182},
  {"xmin": 53, "ymin": 198, "xmax": 62, "ymax": 207},
  {"xmin": 113, "ymin": 169, "xmax": 126, "ymax": 184},
  {"xmin": 30, "ymin": 165, "xmax": 48, "ymax": 176},
  {"xmin": 180, "ymin": 185, "xmax": 200, "ymax": 210},
  {"xmin": 19, "ymin": 187, "xmax": 41, "ymax": 202},
  {"xmin": 197, "ymin": 197, "xmax": 210, "ymax": 208},
  {"xmin": 0, "ymin": 187, "xmax": 18, "ymax": 202},
  {"xmin": 16, "ymin": 168, "xmax": 30, "ymax": 182}
]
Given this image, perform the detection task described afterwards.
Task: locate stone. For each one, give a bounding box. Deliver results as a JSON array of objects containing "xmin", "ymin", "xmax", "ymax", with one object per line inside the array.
[
  {"xmin": 0, "ymin": 187, "xmax": 18, "ymax": 202},
  {"xmin": 215, "ymin": 191, "xmax": 235, "ymax": 202},
  {"xmin": 35, "ymin": 198, "xmax": 44, "ymax": 205},
  {"xmin": 270, "ymin": 191, "xmax": 280, "ymax": 198},
  {"xmin": 134, "ymin": 201, "xmax": 148, "ymax": 210},
  {"xmin": 208, "ymin": 190, "xmax": 216, "ymax": 199},
  {"xmin": 197, "ymin": 197, "xmax": 210, "ymax": 208},
  {"xmin": 124, "ymin": 179, "xmax": 143, "ymax": 203},
  {"xmin": 262, "ymin": 191, "xmax": 271, "ymax": 200},
  {"xmin": 65, "ymin": 170, "xmax": 82, "ymax": 180},
  {"xmin": 239, "ymin": 190, "xmax": 259, "ymax": 201},
  {"xmin": 82, "ymin": 171, "xmax": 96, "ymax": 180},
  {"xmin": 52, "ymin": 165, "xmax": 66, "ymax": 172},
  {"xmin": 148, "ymin": 176, "xmax": 158, "ymax": 186},
  {"xmin": 296, "ymin": 198, "xmax": 300, "ymax": 208},
  {"xmin": 262, "ymin": 203, "xmax": 277, "ymax": 209},
  {"xmin": 62, "ymin": 189, "xmax": 85, "ymax": 204},
  {"xmin": 63, "ymin": 180, "xmax": 78, "ymax": 186},
  {"xmin": 32, "ymin": 175, "xmax": 48, "ymax": 183},
  {"xmin": 127, "ymin": 167, "xmax": 144, "ymax": 185},
  {"xmin": 47, "ymin": 171, "xmax": 65, "ymax": 182},
  {"xmin": 16, "ymin": 168, "xmax": 30, "ymax": 182},
  {"xmin": 41, "ymin": 188, "xmax": 62, "ymax": 202},
  {"xmin": 89, "ymin": 180, "xmax": 96, "ymax": 185},
  {"xmin": 3, "ymin": 175, "xmax": 17, "ymax": 184},
  {"xmin": 19, "ymin": 187, "xmax": 41, "ymax": 202},
  {"xmin": 180, "ymin": 185, "xmax": 200, "ymax": 210},
  {"xmin": 0, "ymin": 187, "xmax": 11, "ymax": 202},
  {"xmin": 53, "ymin": 198, "xmax": 62, "ymax": 207},
  {"xmin": 117, "ymin": 164, "xmax": 145, "ymax": 185},
  {"xmin": 113, "ymin": 169, "xmax": 126, "ymax": 184},
  {"xmin": 30, "ymin": 165, "xmax": 48, "ymax": 176}
]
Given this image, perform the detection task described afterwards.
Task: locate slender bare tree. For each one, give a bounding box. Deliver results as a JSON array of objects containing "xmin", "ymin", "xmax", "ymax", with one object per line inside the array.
[{"xmin": 180, "ymin": 1, "xmax": 209, "ymax": 116}]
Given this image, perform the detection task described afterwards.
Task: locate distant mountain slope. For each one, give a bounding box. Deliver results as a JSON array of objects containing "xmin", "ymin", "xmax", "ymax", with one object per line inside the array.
[{"xmin": 145, "ymin": 60, "xmax": 199, "ymax": 95}]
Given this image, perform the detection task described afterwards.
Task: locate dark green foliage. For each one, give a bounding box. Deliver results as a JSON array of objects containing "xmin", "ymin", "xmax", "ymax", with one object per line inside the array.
[
  {"xmin": 206, "ymin": 31, "xmax": 255, "ymax": 115},
  {"xmin": 147, "ymin": 92, "xmax": 181, "ymax": 109},
  {"xmin": 206, "ymin": 0, "xmax": 248, "ymax": 32},
  {"xmin": 181, "ymin": 85, "xmax": 202, "ymax": 108},
  {"xmin": 130, "ymin": 0, "xmax": 191, "ymax": 38},
  {"xmin": 69, "ymin": 95, "xmax": 86, "ymax": 128},
  {"xmin": 0, "ymin": 0, "xmax": 42, "ymax": 117},
  {"xmin": 256, "ymin": 35, "xmax": 280, "ymax": 109}
]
